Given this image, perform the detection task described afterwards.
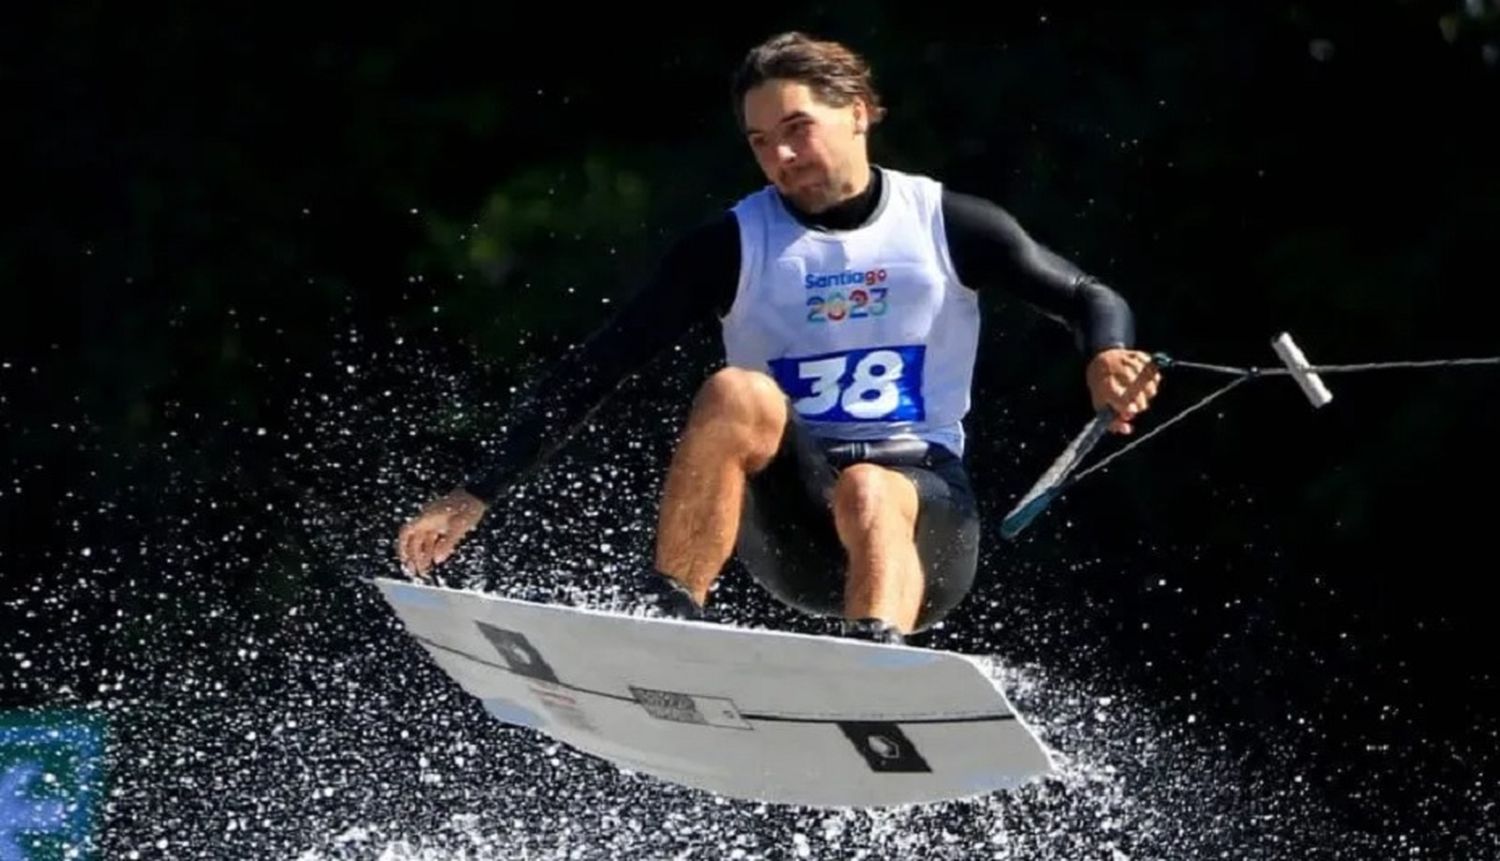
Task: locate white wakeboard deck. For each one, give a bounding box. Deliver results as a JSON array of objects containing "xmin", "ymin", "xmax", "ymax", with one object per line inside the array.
[{"xmin": 373, "ymin": 577, "xmax": 1055, "ymax": 808}]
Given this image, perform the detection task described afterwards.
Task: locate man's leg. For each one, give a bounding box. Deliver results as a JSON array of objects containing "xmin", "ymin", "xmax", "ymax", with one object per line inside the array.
[
  {"xmin": 654, "ymin": 367, "xmax": 788, "ymax": 606},
  {"xmin": 831, "ymin": 464, "xmax": 924, "ymax": 633}
]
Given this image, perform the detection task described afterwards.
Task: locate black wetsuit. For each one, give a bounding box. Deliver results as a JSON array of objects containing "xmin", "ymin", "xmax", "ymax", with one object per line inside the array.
[
  {"xmin": 462, "ymin": 166, "xmax": 1136, "ymax": 631},
  {"xmin": 464, "ymin": 166, "xmax": 1135, "ymax": 502}
]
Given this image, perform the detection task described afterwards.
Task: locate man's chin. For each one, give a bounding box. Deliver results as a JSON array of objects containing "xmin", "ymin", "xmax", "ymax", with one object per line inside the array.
[{"xmin": 782, "ymin": 186, "xmax": 832, "ymax": 213}]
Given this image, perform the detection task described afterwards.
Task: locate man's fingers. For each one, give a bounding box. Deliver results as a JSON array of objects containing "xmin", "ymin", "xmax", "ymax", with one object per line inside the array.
[
  {"xmin": 1122, "ymin": 367, "xmax": 1160, "ymax": 403},
  {"xmin": 1137, "ymin": 380, "xmax": 1160, "ymax": 411},
  {"xmin": 432, "ymin": 530, "xmax": 458, "ymax": 565},
  {"xmin": 400, "ymin": 526, "xmax": 431, "ymax": 578},
  {"xmin": 411, "ymin": 528, "xmax": 432, "ymax": 568},
  {"xmin": 1091, "ymin": 351, "xmax": 1163, "ymax": 433},
  {"xmin": 397, "ymin": 497, "xmax": 480, "ymax": 580},
  {"xmin": 404, "ymin": 532, "xmax": 423, "ymax": 576},
  {"xmin": 418, "ymin": 531, "xmax": 441, "ymax": 574},
  {"xmin": 398, "ymin": 526, "xmax": 420, "ymax": 575}
]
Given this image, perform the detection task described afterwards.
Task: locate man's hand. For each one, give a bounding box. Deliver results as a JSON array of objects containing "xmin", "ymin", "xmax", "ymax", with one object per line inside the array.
[
  {"xmin": 396, "ymin": 487, "xmax": 489, "ymax": 581},
  {"xmin": 1086, "ymin": 348, "xmax": 1162, "ymax": 434}
]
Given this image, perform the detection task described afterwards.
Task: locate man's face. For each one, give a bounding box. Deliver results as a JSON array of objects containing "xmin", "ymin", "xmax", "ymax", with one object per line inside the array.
[{"xmin": 742, "ymin": 78, "xmax": 868, "ymax": 213}]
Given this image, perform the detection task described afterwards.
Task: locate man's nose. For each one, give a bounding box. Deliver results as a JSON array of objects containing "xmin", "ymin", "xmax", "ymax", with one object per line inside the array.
[{"xmin": 776, "ymin": 143, "xmax": 797, "ymax": 164}]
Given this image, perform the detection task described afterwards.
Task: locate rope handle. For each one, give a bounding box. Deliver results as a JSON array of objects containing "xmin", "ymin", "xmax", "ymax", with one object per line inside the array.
[{"xmin": 999, "ymin": 334, "xmax": 1500, "ymax": 540}]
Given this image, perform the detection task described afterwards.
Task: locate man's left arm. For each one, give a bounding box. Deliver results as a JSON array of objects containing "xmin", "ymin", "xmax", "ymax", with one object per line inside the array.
[{"xmin": 940, "ymin": 189, "xmax": 1161, "ymax": 433}]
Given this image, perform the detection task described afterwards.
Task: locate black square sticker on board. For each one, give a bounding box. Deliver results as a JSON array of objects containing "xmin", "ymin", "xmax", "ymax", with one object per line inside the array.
[
  {"xmin": 837, "ymin": 721, "xmax": 932, "ymax": 773},
  {"xmin": 476, "ymin": 622, "xmax": 559, "ymax": 684}
]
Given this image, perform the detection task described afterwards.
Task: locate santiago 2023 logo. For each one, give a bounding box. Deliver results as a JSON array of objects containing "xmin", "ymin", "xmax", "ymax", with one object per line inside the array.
[{"xmin": 804, "ymin": 268, "xmax": 888, "ymax": 324}]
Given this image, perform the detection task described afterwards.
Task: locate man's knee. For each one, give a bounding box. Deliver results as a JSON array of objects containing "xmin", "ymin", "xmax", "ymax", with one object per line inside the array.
[
  {"xmin": 687, "ymin": 367, "xmax": 787, "ymax": 465},
  {"xmin": 833, "ymin": 464, "xmax": 918, "ymax": 535}
]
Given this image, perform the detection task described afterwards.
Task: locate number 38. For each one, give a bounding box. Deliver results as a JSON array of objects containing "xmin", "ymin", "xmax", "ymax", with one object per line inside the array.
[{"xmin": 795, "ymin": 349, "xmax": 906, "ymax": 419}]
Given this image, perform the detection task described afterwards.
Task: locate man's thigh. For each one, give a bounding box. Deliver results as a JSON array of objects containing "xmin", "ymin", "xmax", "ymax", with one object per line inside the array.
[
  {"xmin": 886, "ymin": 450, "xmax": 981, "ymax": 632},
  {"xmin": 734, "ymin": 417, "xmax": 981, "ymax": 631}
]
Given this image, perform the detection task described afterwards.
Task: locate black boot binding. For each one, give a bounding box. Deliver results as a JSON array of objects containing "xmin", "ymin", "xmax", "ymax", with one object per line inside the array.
[
  {"xmin": 840, "ymin": 617, "xmax": 906, "ymax": 645},
  {"xmin": 638, "ymin": 569, "xmax": 709, "ymax": 621}
]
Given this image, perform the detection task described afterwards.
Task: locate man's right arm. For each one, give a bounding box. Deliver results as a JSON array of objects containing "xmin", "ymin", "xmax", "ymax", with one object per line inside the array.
[{"xmin": 460, "ymin": 211, "xmax": 741, "ymax": 503}]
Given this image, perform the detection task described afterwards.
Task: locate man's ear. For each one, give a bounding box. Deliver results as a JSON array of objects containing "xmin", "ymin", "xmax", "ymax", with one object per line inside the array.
[{"xmin": 853, "ymin": 98, "xmax": 869, "ymax": 133}]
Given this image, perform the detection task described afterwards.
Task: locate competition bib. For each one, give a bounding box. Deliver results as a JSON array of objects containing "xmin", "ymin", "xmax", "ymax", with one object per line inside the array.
[{"xmin": 768, "ymin": 344, "xmax": 926, "ymax": 423}]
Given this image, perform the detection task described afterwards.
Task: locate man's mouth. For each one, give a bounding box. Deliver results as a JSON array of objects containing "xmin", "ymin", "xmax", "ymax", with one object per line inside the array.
[{"xmin": 784, "ymin": 168, "xmax": 819, "ymax": 187}]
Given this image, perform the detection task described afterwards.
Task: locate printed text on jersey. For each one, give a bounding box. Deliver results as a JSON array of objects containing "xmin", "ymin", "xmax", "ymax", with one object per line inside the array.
[{"xmin": 768, "ymin": 345, "xmax": 927, "ymax": 422}]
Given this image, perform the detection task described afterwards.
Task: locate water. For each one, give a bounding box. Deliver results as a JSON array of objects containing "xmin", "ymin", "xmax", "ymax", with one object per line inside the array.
[{"xmin": 4, "ymin": 324, "xmax": 1494, "ymax": 859}]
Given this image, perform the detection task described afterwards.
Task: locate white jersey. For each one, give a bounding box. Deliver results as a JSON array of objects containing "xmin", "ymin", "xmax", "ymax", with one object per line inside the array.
[{"xmin": 721, "ymin": 167, "xmax": 980, "ymax": 456}]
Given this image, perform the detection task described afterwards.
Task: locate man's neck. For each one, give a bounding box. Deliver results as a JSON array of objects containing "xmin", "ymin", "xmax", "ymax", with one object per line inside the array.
[{"xmin": 782, "ymin": 163, "xmax": 881, "ymax": 231}]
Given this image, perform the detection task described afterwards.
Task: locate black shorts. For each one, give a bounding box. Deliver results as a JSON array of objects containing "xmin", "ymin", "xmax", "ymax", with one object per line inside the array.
[{"xmin": 733, "ymin": 414, "xmax": 982, "ymax": 633}]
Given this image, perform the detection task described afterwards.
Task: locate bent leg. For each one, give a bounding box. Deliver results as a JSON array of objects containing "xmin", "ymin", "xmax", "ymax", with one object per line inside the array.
[
  {"xmin": 832, "ymin": 463, "xmax": 924, "ymax": 633},
  {"xmin": 899, "ymin": 456, "xmax": 981, "ymax": 632},
  {"xmin": 654, "ymin": 367, "xmax": 787, "ymax": 606}
]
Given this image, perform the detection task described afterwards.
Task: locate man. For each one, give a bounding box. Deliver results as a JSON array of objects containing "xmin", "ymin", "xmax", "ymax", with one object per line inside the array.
[{"xmin": 395, "ymin": 31, "xmax": 1161, "ymax": 644}]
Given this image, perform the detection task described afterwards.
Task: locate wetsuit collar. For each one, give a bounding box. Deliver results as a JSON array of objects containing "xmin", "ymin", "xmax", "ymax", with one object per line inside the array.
[{"xmin": 779, "ymin": 164, "xmax": 887, "ymax": 232}]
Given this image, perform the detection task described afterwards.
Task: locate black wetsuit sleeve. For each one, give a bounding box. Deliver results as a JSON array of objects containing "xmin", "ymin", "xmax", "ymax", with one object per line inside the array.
[
  {"xmin": 941, "ymin": 189, "xmax": 1135, "ymax": 355},
  {"xmin": 461, "ymin": 211, "xmax": 741, "ymax": 503}
]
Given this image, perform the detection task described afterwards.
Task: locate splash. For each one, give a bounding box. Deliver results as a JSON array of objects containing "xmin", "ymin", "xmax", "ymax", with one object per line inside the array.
[
  {"xmin": 4, "ymin": 322, "xmax": 1494, "ymax": 860},
  {"xmin": 280, "ymin": 654, "xmax": 1446, "ymax": 860}
]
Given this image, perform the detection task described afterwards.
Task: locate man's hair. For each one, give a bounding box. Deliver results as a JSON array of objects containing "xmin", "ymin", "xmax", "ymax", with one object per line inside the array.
[{"xmin": 730, "ymin": 31, "xmax": 888, "ymax": 132}]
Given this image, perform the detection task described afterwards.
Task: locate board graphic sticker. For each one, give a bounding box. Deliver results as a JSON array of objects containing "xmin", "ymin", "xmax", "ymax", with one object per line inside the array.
[
  {"xmin": 630, "ymin": 687, "xmax": 752, "ymax": 730},
  {"xmin": 476, "ymin": 622, "xmax": 559, "ymax": 683},
  {"xmin": 372, "ymin": 576, "xmax": 1055, "ymax": 807},
  {"xmin": 837, "ymin": 721, "xmax": 932, "ymax": 773}
]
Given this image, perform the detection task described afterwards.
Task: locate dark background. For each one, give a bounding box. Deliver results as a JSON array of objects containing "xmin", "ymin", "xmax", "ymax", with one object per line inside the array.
[{"xmin": 3, "ymin": 2, "xmax": 1497, "ymax": 857}]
